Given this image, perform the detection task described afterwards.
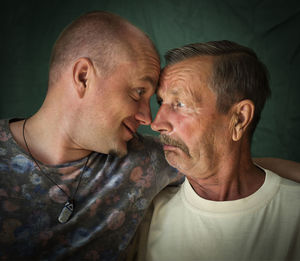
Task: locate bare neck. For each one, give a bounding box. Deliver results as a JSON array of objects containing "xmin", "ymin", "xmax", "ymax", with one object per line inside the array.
[
  {"xmin": 187, "ymin": 145, "xmax": 265, "ymax": 201},
  {"xmin": 10, "ymin": 107, "xmax": 90, "ymax": 166}
]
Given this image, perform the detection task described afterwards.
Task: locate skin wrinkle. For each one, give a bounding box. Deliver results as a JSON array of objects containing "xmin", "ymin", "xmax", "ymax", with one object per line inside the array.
[
  {"xmin": 157, "ymin": 56, "xmax": 214, "ymax": 116},
  {"xmin": 152, "ymin": 56, "xmax": 236, "ymax": 188}
]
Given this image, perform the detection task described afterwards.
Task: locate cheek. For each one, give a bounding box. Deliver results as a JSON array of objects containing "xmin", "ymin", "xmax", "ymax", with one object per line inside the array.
[
  {"xmin": 177, "ymin": 116, "xmax": 215, "ymax": 153},
  {"xmin": 103, "ymin": 94, "xmax": 138, "ymax": 120},
  {"xmin": 173, "ymin": 115, "xmax": 200, "ymax": 140}
]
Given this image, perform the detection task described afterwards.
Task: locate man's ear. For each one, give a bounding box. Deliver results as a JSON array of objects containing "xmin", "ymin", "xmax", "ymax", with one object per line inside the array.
[
  {"xmin": 72, "ymin": 57, "xmax": 93, "ymax": 98},
  {"xmin": 231, "ymin": 99, "xmax": 255, "ymax": 141}
]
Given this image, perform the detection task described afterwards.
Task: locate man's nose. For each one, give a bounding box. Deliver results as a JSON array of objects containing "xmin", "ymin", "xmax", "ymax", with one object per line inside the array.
[
  {"xmin": 135, "ymin": 101, "xmax": 152, "ymax": 126},
  {"xmin": 151, "ymin": 104, "xmax": 172, "ymax": 133}
]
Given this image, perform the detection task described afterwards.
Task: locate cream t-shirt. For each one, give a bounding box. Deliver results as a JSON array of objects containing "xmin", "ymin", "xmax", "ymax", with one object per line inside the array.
[{"xmin": 137, "ymin": 169, "xmax": 300, "ymax": 261}]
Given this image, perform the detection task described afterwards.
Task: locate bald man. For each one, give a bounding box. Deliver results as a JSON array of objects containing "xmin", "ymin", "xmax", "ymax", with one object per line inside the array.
[{"xmin": 0, "ymin": 11, "xmax": 182, "ymax": 260}]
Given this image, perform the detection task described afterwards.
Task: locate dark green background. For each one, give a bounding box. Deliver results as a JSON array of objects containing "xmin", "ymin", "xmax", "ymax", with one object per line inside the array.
[{"xmin": 1, "ymin": 0, "xmax": 300, "ymax": 161}]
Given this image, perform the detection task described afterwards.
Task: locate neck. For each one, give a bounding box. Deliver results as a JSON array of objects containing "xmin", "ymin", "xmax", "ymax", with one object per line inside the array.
[
  {"xmin": 187, "ymin": 145, "xmax": 265, "ymax": 201},
  {"xmin": 10, "ymin": 110, "xmax": 91, "ymax": 165}
]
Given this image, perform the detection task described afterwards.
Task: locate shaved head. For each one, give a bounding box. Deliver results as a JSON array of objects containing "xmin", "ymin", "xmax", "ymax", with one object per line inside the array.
[{"xmin": 48, "ymin": 11, "xmax": 158, "ymax": 86}]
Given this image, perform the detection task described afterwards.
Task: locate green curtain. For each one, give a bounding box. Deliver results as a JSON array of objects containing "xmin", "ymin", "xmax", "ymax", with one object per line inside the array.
[{"xmin": 1, "ymin": 0, "xmax": 300, "ymax": 161}]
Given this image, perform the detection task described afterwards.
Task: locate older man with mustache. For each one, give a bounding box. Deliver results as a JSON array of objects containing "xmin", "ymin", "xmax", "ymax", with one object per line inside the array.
[{"xmin": 131, "ymin": 40, "xmax": 300, "ymax": 261}]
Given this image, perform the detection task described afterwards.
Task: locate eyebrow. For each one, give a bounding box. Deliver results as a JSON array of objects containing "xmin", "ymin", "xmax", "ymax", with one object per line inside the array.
[
  {"xmin": 139, "ymin": 76, "xmax": 157, "ymax": 89},
  {"xmin": 157, "ymin": 86, "xmax": 200, "ymax": 104},
  {"xmin": 170, "ymin": 89, "xmax": 180, "ymax": 95},
  {"xmin": 163, "ymin": 87, "xmax": 181, "ymax": 96},
  {"xmin": 156, "ymin": 87, "xmax": 180, "ymax": 99}
]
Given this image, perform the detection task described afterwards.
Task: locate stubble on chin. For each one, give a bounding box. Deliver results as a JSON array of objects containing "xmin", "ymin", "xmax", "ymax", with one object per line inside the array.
[
  {"xmin": 164, "ymin": 150, "xmax": 190, "ymax": 173},
  {"xmin": 108, "ymin": 146, "xmax": 127, "ymax": 158}
]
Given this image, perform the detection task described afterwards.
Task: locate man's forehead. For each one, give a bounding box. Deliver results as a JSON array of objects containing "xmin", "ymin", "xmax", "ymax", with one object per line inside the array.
[
  {"xmin": 122, "ymin": 55, "xmax": 159, "ymax": 92},
  {"xmin": 163, "ymin": 55, "xmax": 213, "ymax": 76},
  {"xmin": 132, "ymin": 53, "xmax": 160, "ymax": 87},
  {"xmin": 158, "ymin": 58, "xmax": 212, "ymax": 93},
  {"xmin": 157, "ymin": 84, "xmax": 186, "ymax": 97}
]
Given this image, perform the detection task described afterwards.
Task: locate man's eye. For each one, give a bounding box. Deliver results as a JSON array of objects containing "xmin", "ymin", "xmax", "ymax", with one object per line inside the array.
[
  {"xmin": 136, "ymin": 88, "xmax": 145, "ymax": 97},
  {"xmin": 157, "ymin": 98, "xmax": 162, "ymax": 106},
  {"xmin": 131, "ymin": 88, "xmax": 146, "ymax": 102},
  {"xmin": 175, "ymin": 101, "xmax": 185, "ymax": 108}
]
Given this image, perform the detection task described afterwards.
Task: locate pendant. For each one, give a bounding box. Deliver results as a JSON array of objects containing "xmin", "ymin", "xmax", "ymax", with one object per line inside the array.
[{"xmin": 58, "ymin": 201, "xmax": 74, "ymax": 223}]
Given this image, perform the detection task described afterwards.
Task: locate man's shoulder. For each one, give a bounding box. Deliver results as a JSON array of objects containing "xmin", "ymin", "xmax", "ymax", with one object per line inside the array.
[
  {"xmin": 153, "ymin": 183, "xmax": 182, "ymax": 207},
  {"xmin": 0, "ymin": 119, "xmax": 14, "ymax": 149},
  {"xmin": 0, "ymin": 119, "xmax": 9, "ymax": 133},
  {"xmin": 125, "ymin": 134, "xmax": 183, "ymax": 187},
  {"xmin": 267, "ymin": 170, "xmax": 300, "ymax": 197},
  {"xmin": 278, "ymin": 174, "xmax": 300, "ymax": 192},
  {"xmin": 126, "ymin": 135, "xmax": 166, "ymax": 164},
  {"xmin": 127, "ymin": 135, "xmax": 161, "ymax": 152}
]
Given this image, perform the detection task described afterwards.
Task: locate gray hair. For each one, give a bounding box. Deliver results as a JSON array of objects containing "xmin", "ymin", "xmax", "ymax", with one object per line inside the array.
[{"xmin": 165, "ymin": 40, "xmax": 271, "ymax": 138}]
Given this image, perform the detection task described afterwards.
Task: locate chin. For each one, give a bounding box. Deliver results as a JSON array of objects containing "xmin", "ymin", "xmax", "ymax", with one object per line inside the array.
[
  {"xmin": 108, "ymin": 142, "xmax": 128, "ymax": 157},
  {"xmin": 165, "ymin": 151, "xmax": 190, "ymax": 172},
  {"xmin": 108, "ymin": 147, "xmax": 127, "ymax": 157},
  {"xmin": 165, "ymin": 152, "xmax": 178, "ymax": 168}
]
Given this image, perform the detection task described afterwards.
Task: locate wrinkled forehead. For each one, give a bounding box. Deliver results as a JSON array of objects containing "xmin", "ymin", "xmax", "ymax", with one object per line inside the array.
[{"xmin": 157, "ymin": 56, "xmax": 214, "ymax": 97}]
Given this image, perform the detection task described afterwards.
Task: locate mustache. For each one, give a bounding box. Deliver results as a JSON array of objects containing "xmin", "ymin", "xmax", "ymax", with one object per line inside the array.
[{"xmin": 159, "ymin": 134, "xmax": 190, "ymax": 156}]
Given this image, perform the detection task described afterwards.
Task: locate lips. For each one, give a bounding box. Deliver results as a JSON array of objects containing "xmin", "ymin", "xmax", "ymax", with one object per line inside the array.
[
  {"xmin": 163, "ymin": 144, "xmax": 178, "ymax": 151},
  {"xmin": 123, "ymin": 122, "xmax": 138, "ymax": 139},
  {"xmin": 162, "ymin": 142, "xmax": 181, "ymax": 150}
]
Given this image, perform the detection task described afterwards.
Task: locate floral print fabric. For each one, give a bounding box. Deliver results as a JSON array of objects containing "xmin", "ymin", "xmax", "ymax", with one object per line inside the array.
[{"xmin": 0, "ymin": 119, "xmax": 181, "ymax": 260}]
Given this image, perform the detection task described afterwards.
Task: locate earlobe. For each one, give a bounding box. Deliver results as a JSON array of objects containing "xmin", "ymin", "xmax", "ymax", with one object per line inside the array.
[
  {"xmin": 73, "ymin": 58, "xmax": 92, "ymax": 98},
  {"xmin": 232, "ymin": 100, "xmax": 254, "ymax": 141}
]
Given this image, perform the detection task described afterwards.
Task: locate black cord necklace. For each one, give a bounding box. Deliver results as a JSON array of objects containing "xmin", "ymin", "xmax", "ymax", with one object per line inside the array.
[{"xmin": 22, "ymin": 119, "xmax": 91, "ymax": 223}]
